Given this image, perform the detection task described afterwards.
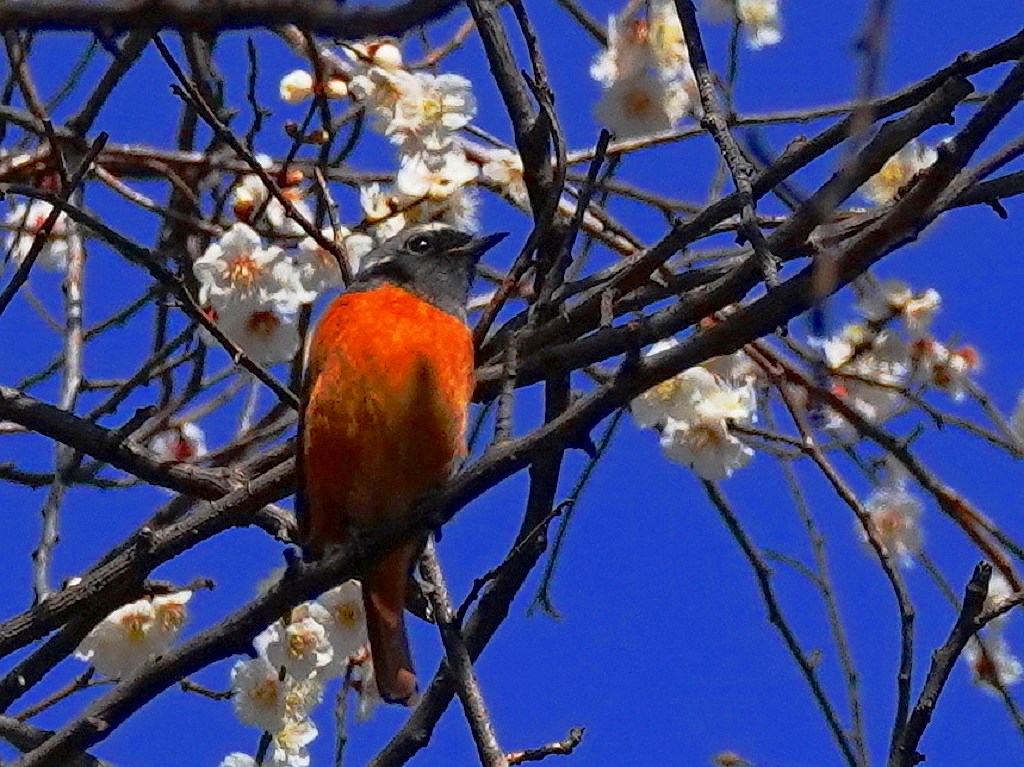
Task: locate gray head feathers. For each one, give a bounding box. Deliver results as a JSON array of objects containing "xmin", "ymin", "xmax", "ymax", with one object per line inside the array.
[{"xmin": 353, "ymin": 224, "xmax": 507, "ymax": 320}]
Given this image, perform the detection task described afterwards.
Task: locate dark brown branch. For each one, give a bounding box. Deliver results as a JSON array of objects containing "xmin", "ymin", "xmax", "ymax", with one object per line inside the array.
[
  {"xmin": 0, "ymin": 0, "xmax": 461, "ymax": 37},
  {"xmin": 421, "ymin": 542, "xmax": 508, "ymax": 767},
  {"xmin": 889, "ymin": 563, "xmax": 992, "ymax": 767},
  {"xmin": 507, "ymin": 727, "xmax": 585, "ymax": 765}
]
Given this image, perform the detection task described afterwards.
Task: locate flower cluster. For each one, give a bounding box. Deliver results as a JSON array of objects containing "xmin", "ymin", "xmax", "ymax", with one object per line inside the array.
[
  {"xmin": 591, "ymin": 0, "xmax": 700, "ymax": 138},
  {"xmin": 276, "ymin": 38, "xmax": 518, "ymax": 245},
  {"xmin": 225, "ymin": 580, "xmax": 379, "ymax": 767},
  {"xmin": 631, "ymin": 340, "xmax": 759, "ymax": 480},
  {"xmin": 348, "ymin": 42, "xmax": 480, "ymax": 235},
  {"xmin": 3, "ymin": 199, "xmax": 73, "ymax": 273},
  {"xmin": 861, "ymin": 140, "xmax": 938, "ymax": 205},
  {"xmin": 74, "ymin": 591, "xmax": 193, "ymax": 679},
  {"xmin": 820, "ymin": 279, "xmax": 980, "ymax": 434},
  {"xmin": 193, "ymin": 213, "xmax": 364, "ymax": 366},
  {"xmin": 700, "ymin": 0, "xmax": 783, "ymax": 49}
]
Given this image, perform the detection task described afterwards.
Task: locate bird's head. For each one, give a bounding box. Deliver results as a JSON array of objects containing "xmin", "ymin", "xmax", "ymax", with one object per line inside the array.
[{"xmin": 354, "ymin": 224, "xmax": 507, "ymax": 320}]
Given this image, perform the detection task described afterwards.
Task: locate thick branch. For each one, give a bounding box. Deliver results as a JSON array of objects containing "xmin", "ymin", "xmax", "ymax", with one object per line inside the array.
[{"xmin": 0, "ymin": 0, "xmax": 460, "ymax": 37}]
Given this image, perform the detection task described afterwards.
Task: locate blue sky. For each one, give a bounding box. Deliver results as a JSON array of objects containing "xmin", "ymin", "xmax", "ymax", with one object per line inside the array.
[{"xmin": 1, "ymin": 1, "xmax": 1023, "ymax": 766}]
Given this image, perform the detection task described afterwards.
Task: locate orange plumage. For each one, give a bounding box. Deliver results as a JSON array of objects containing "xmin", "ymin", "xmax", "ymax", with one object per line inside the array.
[{"xmin": 301, "ymin": 283, "xmax": 475, "ymax": 701}]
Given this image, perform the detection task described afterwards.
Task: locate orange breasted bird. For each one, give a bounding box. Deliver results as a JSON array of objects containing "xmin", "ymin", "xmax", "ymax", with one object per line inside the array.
[{"xmin": 298, "ymin": 224, "xmax": 506, "ymax": 704}]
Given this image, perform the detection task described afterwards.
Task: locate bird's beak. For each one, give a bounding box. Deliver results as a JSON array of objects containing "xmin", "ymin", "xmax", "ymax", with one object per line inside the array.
[{"xmin": 457, "ymin": 231, "xmax": 508, "ymax": 261}]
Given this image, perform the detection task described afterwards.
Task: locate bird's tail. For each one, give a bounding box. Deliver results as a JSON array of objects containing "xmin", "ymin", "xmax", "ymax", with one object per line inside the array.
[{"xmin": 363, "ymin": 542, "xmax": 418, "ymax": 705}]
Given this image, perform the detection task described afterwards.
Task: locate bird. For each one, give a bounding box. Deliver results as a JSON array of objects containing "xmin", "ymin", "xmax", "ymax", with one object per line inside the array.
[{"xmin": 298, "ymin": 223, "xmax": 506, "ymax": 704}]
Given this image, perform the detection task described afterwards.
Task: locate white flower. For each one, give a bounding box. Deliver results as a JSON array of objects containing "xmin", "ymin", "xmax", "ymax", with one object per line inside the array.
[
  {"xmin": 150, "ymin": 422, "xmax": 207, "ymax": 462},
  {"xmin": 594, "ymin": 70, "xmax": 692, "ymax": 138},
  {"xmin": 964, "ymin": 635, "xmax": 1024, "ymax": 694},
  {"xmin": 857, "ymin": 279, "xmax": 941, "ymax": 338},
  {"xmin": 214, "ymin": 304, "xmax": 301, "ymax": 366},
  {"xmin": 632, "ymin": 344, "xmax": 721, "ymax": 429},
  {"xmin": 151, "ymin": 591, "xmax": 192, "ymax": 641},
  {"xmin": 345, "ymin": 40, "xmax": 404, "ymax": 72},
  {"xmin": 265, "ymin": 195, "xmax": 314, "ymax": 239},
  {"xmin": 480, "ymin": 147, "xmax": 529, "ymax": 208},
  {"xmin": 861, "ymin": 481, "xmax": 923, "ymax": 567},
  {"xmin": 232, "ymin": 174, "xmax": 270, "ymax": 220},
  {"xmin": 291, "ymin": 230, "xmax": 364, "ymax": 296},
  {"xmin": 817, "ymin": 325, "xmax": 911, "ymax": 430},
  {"xmin": 913, "ymin": 340, "xmax": 980, "ymax": 401},
  {"xmin": 3, "ymin": 200, "xmax": 71, "ymax": 272},
  {"xmin": 349, "ymin": 66, "xmax": 422, "ymax": 131},
  {"xmin": 703, "ymin": 351, "xmax": 759, "ymax": 385},
  {"xmin": 316, "ymin": 580, "xmax": 368, "ymax": 676},
  {"xmin": 660, "ymin": 414, "xmax": 753, "ymax": 481},
  {"xmin": 220, "ymin": 754, "xmax": 256, "ymax": 767},
  {"xmin": 75, "ymin": 598, "xmax": 177, "ymax": 679},
  {"xmin": 396, "ymin": 149, "xmax": 479, "ymax": 201},
  {"xmin": 388, "ymin": 73, "xmax": 476, "ymax": 151},
  {"xmin": 280, "ymin": 70, "xmax": 314, "ymax": 104},
  {"xmin": 230, "ymin": 657, "xmax": 321, "ymax": 732},
  {"xmin": 698, "ymin": 0, "xmax": 782, "ymax": 48},
  {"xmin": 255, "ymin": 609, "xmax": 334, "ymax": 681},
  {"xmin": 193, "ymin": 224, "xmax": 292, "ymax": 310},
  {"xmin": 737, "ymin": 0, "xmax": 782, "ymax": 48},
  {"xmin": 591, "ymin": 15, "xmax": 659, "ymax": 86},
  {"xmin": 657, "ymin": 382, "xmax": 757, "ymax": 480},
  {"xmin": 269, "ymin": 718, "xmax": 317, "ymax": 767},
  {"xmin": 861, "ymin": 140, "xmax": 938, "ymax": 204}
]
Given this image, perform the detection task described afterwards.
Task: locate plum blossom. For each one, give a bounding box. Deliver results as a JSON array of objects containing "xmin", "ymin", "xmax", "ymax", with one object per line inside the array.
[
  {"xmin": 255, "ymin": 606, "xmax": 334, "ymax": 681},
  {"xmin": 193, "ymin": 224, "xmax": 295, "ymax": 310},
  {"xmin": 345, "ymin": 40, "xmax": 404, "ymax": 72},
  {"xmin": 149, "ymin": 422, "xmax": 207, "ymax": 462},
  {"xmin": 396, "ymin": 149, "xmax": 479, "ymax": 201},
  {"xmin": 75, "ymin": 594, "xmax": 191, "ymax": 678},
  {"xmin": 857, "ymin": 279, "xmax": 941, "ymax": 338},
  {"xmin": 230, "ymin": 656, "xmax": 320, "ymax": 732},
  {"xmin": 861, "ymin": 140, "xmax": 938, "ymax": 204},
  {"xmin": 817, "ymin": 325, "xmax": 912, "ymax": 431},
  {"xmin": 480, "ymin": 147, "xmax": 529, "ymax": 208},
  {"xmin": 632, "ymin": 365, "xmax": 721, "ymax": 430},
  {"xmin": 659, "ymin": 383, "xmax": 757, "ymax": 480},
  {"xmin": 387, "ymin": 73, "xmax": 476, "ymax": 151},
  {"xmin": 3, "ymin": 200, "xmax": 72, "ymax": 272},
  {"xmin": 349, "ymin": 66, "xmax": 422, "ymax": 132},
  {"xmin": 964, "ymin": 635, "xmax": 1024, "ymax": 694},
  {"xmin": 316, "ymin": 580, "xmax": 369, "ymax": 676},
  {"xmin": 213, "ymin": 303, "xmax": 301, "ymax": 366},
  {"xmin": 699, "ymin": 0, "xmax": 782, "ymax": 48},
  {"xmin": 151, "ymin": 591, "xmax": 193, "ymax": 642},
  {"xmin": 291, "ymin": 229, "xmax": 371, "ymax": 296},
  {"xmin": 594, "ymin": 69, "xmax": 694, "ymax": 138},
  {"xmin": 268, "ymin": 717, "xmax": 318, "ymax": 767},
  {"xmin": 231, "ymin": 165, "xmax": 314, "ymax": 238},
  {"xmin": 861, "ymin": 479, "xmax": 923, "ymax": 567},
  {"xmin": 913, "ymin": 340, "xmax": 980, "ymax": 401},
  {"xmin": 591, "ymin": 4, "xmax": 698, "ymax": 138},
  {"xmin": 280, "ymin": 70, "xmax": 314, "ymax": 103}
]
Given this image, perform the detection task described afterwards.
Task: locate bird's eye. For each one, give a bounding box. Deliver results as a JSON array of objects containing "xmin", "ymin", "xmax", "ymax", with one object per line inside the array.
[{"xmin": 408, "ymin": 235, "xmax": 432, "ymax": 253}]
